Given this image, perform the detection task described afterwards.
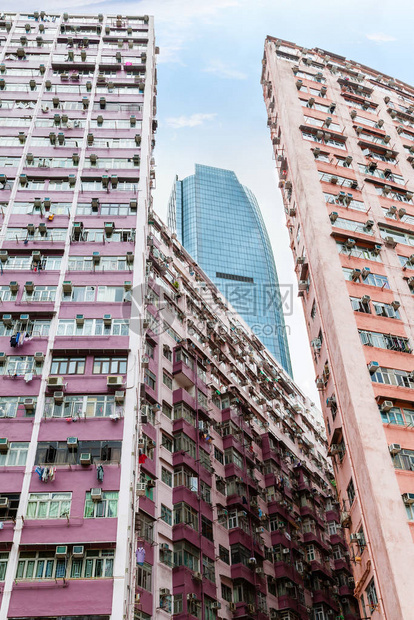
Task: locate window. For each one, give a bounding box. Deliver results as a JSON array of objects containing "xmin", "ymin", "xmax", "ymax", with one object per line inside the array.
[
  {"xmin": 161, "ymin": 433, "xmax": 173, "ymax": 452},
  {"xmin": 359, "ymin": 330, "xmax": 411, "ymax": 353},
  {"xmin": 174, "ymin": 433, "xmax": 196, "ymax": 459},
  {"xmin": 174, "ymin": 502, "xmax": 198, "ymax": 530},
  {"xmin": 0, "ymin": 442, "xmax": 29, "ymax": 466},
  {"xmin": 50, "ymin": 357, "xmax": 85, "ymax": 375},
  {"xmin": 214, "ymin": 446, "xmax": 224, "ymax": 464},
  {"xmin": 35, "ymin": 441, "xmax": 122, "ymax": 466},
  {"xmin": 201, "ymin": 515, "xmax": 213, "ymax": 541},
  {"xmin": 162, "ymin": 371, "xmax": 172, "ymax": 389},
  {"xmin": 173, "ymin": 402, "xmax": 196, "ymax": 426},
  {"xmin": 160, "ymin": 504, "xmax": 172, "ymax": 525},
  {"xmin": 306, "ymin": 544, "xmax": 315, "ymax": 562},
  {"xmin": 136, "ymin": 562, "xmax": 152, "ymax": 591},
  {"xmin": 371, "ymin": 366, "xmax": 414, "ymax": 388},
  {"xmin": 366, "ymin": 579, "xmax": 379, "ymax": 612},
  {"xmin": 44, "ymin": 394, "xmax": 122, "ymax": 419},
  {"xmin": 173, "ymin": 541, "xmax": 200, "ymax": 571},
  {"xmin": 27, "ymin": 493, "xmax": 71, "ymax": 519},
  {"xmin": 93, "ymin": 357, "xmax": 127, "ymax": 374},
  {"xmin": 22, "ymin": 285, "xmax": 57, "ymax": 302},
  {"xmin": 221, "ymin": 582, "xmax": 232, "ymax": 601},
  {"xmin": 84, "ymin": 491, "xmax": 118, "ymax": 518},
  {"xmin": 0, "ymin": 553, "xmax": 8, "ymax": 581},
  {"xmin": 347, "ymin": 479, "xmax": 356, "ymax": 506},
  {"xmin": 0, "ymin": 396, "xmax": 36, "ymax": 418},
  {"xmin": 57, "ymin": 319, "xmax": 129, "ymax": 337},
  {"xmin": 219, "ymin": 545, "xmax": 230, "ymax": 564},
  {"xmin": 350, "ymin": 296, "xmax": 371, "ymax": 313},
  {"xmin": 16, "ymin": 549, "xmax": 114, "ymax": 580},
  {"xmin": 162, "ymin": 402, "xmax": 172, "ymax": 419},
  {"xmin": 161, "ymin": 467, "xmax": 172, "ymax": 487},
  {"xmin": 173, "ymin": 594, "xmax": 183, "ymax": 615},
  {"xmin": 144, "ymin": 369, "xmax": 156, "ymax": 390},
  {"xmin": 163, "ymin": 346, "xmax": 172, "ymax": 361},
  {"xmin": 373, "ymin": 301, "xmax": 400, "ymax": 319}
]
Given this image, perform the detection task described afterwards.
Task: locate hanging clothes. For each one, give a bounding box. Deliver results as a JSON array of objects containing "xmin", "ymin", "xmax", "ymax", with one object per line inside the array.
[
  {"xmin": 10, "ymin": 334, "xmax": 18, "ymax": 348},
  {"xmin": 136, "ymin": 547, "xmax": 145, "ymax": 565},
  {"xmin": 35, "ymin": 466, "xmax": 44, "ymax": 481},
  {"xmin": 97, "ymin": 465, "xmax": 104, "ymax": 482},
  {"xmin": 138, "ymin": 453, "xmax": 147, "ymax": 464}
]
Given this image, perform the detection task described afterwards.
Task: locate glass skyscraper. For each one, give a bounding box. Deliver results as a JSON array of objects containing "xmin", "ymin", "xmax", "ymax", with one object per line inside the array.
[{"xmin": 168, "ymin": 164, "xmax": 292, "ymax": 375}]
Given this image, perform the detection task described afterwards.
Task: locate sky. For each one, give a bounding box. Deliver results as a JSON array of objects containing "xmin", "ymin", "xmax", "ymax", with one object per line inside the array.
[{"xmin": 4, "ymin": 0, "xmax": 414, "ymax": 403}]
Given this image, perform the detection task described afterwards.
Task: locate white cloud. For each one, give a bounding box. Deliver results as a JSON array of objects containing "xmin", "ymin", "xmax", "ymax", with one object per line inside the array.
[
  {"xmin": 203, "ymin": 60, "xmax": 247, "ymax": 80},
  {"xmin": 366, "ymin": 33, "xmax": 396, "ymax": 43},
  {"xmin": 165, "ymin": 113, "xmax": 217, "ymax": 129}
]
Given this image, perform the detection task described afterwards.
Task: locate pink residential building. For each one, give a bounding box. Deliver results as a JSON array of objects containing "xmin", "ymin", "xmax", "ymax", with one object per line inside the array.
[
  {"xmin": 262, "ymin": 36, "xmax": 414, "ymax": 620},
  {"xmin": 0, "ymin": 11, "xmax": 358, "ymax": 620}
]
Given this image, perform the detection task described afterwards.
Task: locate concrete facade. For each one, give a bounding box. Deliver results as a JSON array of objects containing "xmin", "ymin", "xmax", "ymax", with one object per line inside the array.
[{"xmin": 262, "ymin": 37, "xmax": 414, "ymax": 620}]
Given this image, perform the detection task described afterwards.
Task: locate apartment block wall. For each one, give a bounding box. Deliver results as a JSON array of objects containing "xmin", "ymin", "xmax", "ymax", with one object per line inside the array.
[
  {"xmin": 135, "ymin": 210, "xmax": 360, "ymax": 620},
  {"xmin": 262, "ymin": 37, "xmax": 414, "ymax": 620},
  {"xmin": 0, "ymin": 10, "xmax": 156, "ymax": 620}
]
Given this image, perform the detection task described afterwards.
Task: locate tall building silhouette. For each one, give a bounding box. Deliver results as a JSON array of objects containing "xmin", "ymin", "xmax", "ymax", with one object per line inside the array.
[
  {"xmin": 168, "ymin": 164, "xmax": 292, "ymax": 375},
  {"xmin": 263, "ymin": 35, "xmax": 414, "ymax": 619}
]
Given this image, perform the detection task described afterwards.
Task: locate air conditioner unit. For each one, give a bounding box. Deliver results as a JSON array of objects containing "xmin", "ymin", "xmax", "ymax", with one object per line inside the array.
[
  {"xmin": 114, "ymin": 391, "xmax": 125, "ymax": 404},
  {"xmin": 329, "ymin": 211, "xmax": 338, "ymax": 223},
  {"xmin": 80, "ymin": 453, "xmax": 92, "ymax": 466},
  {"xmin": 24, "ymin": 281, "xmax": 34, "ymax": 293},
  {"xmin": 107, "ymin": 375, "xmax": 123, "ymax": 387},
  {"xmin": 229, "ymin": 603, "xmax": 236, "ymax": 611},
  {"xmin": 126, "ymin": 252, "xmax": 134, "ymax": 264},
  {"xmin": 0, "ymin": 251, "xmax": 8, "ymax": 262},
  {"xmin": 380, "ymin": 401, "xmax": 393, "ymax": 412},
  {"xmin": 345, "ymin": 238, "xmax": 356, "ymax": 248},
  {"xmin": 2, "ymin": 315, "xmax": 12, "ymax": 326},
  {"xmin": 255, "ymin": 567, "xmax": 264, "ymax": 574},
  {"xmin": 187, "ymin": 593, "xmax": 197, "ymax": 601},
  {"xmin": 367, "ymin": 361, "xmax": 379, "ymax": 374},
  {"xmin": 91, "ymin": 488, "xmax": 103, "ymax": 502},
  {"xmin": 160, "ymin": 587, "xmax": 170, "ymax": 596},
  {"xmin": 316, "ymin": 377, "xmax": 325, "ymax": 389},
  {"xmin": 136, "ymin": 482, "xmax": 147, "ymax": 496},
  {"xmin": 255, "ymin": 527, "xmax": 265, "ymax": 534},
  {"xmin": 20, "ymin": 314, "xmax": 29, "ymax": 322},
  {"xmin": 350, "ymin": 533, "xmax": 361, "ymax": 543},
  {"xmin": 67, "ymin": 437, "xmax": 78, "ymax": 450},
  {"xmin": 76, "ymin": 314, "xmax": 84, "ymax": 326},
  {"xmin": 34, "ymin": 352, "xmax": 45, "ymax": 363},
  {"xmin": 55, "ymin": 545, "xmax": 68, "ymax": 558},
  {"xmin": 329, "ymin": 444, "xmax": 342, "ymax": 455},
  {"xmin": 384, "ymin": 236, "xmax": 397, "ymax": 248},
  {"xmin": 103, "ymin": 314, "xmax": 112, "ymax": 326},
  {"xmin": 340, "ymin": 511, "xmax": 351, "ymax": 527},
  {"xmin": 389, "ymin": 443, "xmax": 401, "ymax": 455},
  {"xmin": 193, "ymin": 571, "xmax": 202, "ymax": 581},
  {"xmin": 212, "ymin": 602, "xmax": 221, "ymax": 610},
  {"xmin": 298, "ymin": 280, "xmax": 308, "ymax": 291},
  {"xmin": 63, "ymin": 281, "xmax": 72, "ymax": 293},
  {"xmin": 9, "ymin": 281, "xmax": 19, "ymax": 293},
  {"xmin": 361, "ymin": 295, "xmax": 371, "ymax": 304},
  {"xmin": 282, "ymin": 548, "xmax": 290, "ymax": 554},
  {"xmin": 0, "ymin": 498, "xmax": 9, "ymax": 509},
  {"xmin": 52, "ymin": 391, "xmax": 63, "ymax": 406},
  {"xmin": 24, "ymin": 398, "xmax": 35, "ymax": 412},
  {"xmin": 402, "ymin": 493, "xmax": 414, "ymax": 504},
  {"xmin": 391, "ymin": 300, "xmax": 400, "ymax": 310},
  {"xmin": 0, "ymin": 439, "xmax": 9, "ymax": 454},
  {"xmin": 124, "ymin": 281, "xmax": 132, "ymax": 291},
  {"xmin": 47, "ymin": 376, "xmax": 64, "ymax": 388},
  {"xmin": 248, "ymin": 605, "xmax": 256, "ymax": 614}
]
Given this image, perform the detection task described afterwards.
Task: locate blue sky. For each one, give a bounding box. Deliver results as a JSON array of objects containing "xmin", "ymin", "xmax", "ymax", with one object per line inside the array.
[{"xmin": 4, "ymin": 0, "xmax": 414, "ymax": 401}]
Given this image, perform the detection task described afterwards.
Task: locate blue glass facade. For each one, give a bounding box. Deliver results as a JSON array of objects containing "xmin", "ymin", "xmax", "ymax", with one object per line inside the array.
[{"xmin": 168, "ymin": 164, "xmax": 292, "ymax": 375}]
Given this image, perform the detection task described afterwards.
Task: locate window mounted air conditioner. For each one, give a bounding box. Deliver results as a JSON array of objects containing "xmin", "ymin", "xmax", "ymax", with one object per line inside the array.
[
  {"xmin": 124, "ymin": 281, "xmax": 132, "ymax": 291},
  {"xmin": 0, "ymin": 251, "xmax": 8, "ymax": 262},
  {"xmin": 103, "ymin": 314, "xmax": 112, "ymax": 326},
  {"xmin": 31, "ymin": 251, "xmax": 41, "ymax": 262},
  {"xmin": 63, "ymin": 281, "xmax": 72, "ymax": 293},
  {"xmin": 192, "ymin": 571, "xmax": 202, "ymax": 582},
  {"xmin": 80, "ymin": 453, "xmax": 92, "ymax": 466},
  {"xmin": 67, "ymin": 437, "xmax": 78, "ymax": 450},
  {"xmin": 0, "ymin": 498, "xmax": 9, "ymax": 509},
  {"xmin": 368, "ymin": 361, "xmax": 379, "ymax": 374},
  {"xmin": 402, "ymin": 493, "xmax": 414, "ymax": 504},
  {"xmin": 345, "ymin": 238, "xmax": 356, "ymax": 248},
  {"xmin": 114, "ymin": 391, "xmax": 125, "ymax": 403},
  {"xmin": 384, "ymin": 236, "xmax": 397, "ymax": 248},
  {"xmin": 2, "ymin": 315, "xmax": 11, "ymax": 327},
  {"xmin": 24, "ymin": 398, "xmax": 35, "ymax": 412},
  {"xmin": 389, "ymin": 443, "xmax": 401, "ymax": 455},
  {"xmin": 24, "ymin": 281, "xmax": 34, "ymax": 293},
  {"xmin": 126, "ymin": 252, "xmax": 134, "ymax": 264},
  {"xmin": 0, "ymin": 439, "xmax": 9, "ymax": 454},
  {"xmin": 55, "ymin": 545, "xmax": 68, "ymax": 558},
  {"xmin": 9, "ymin": 280, "xmax": 19, "ymax": 293},
  {"xmin": 160, "ymin": 587, "xmax": 170, "ymax": 596},
  {"xmin": 91, "ymin": 488, "xmax": 103, "ymax": 502},
  {"xmin": 349, "ymin": 533, "xmax": 361, "ymax": 543},
  {"xmin": 248, "ymin": 605, "xmax": 256, "ymax": 614},
  {"xmin": 47, "ymin": 376, "xmax": 64, "ymax": 388},
  {"xmin": 329, "ymin": 211, "xmax": 338, "ymax": 223},
  {"xmin": 53, "ymin": 391, "xmax": 64, "ymax": 403},
  {"xmin": 212, "ymin": 602, "xmax": 221, "ymax": 610},
  {"xmin": 361, "ymin": 295, "xmax": 371, "ymax": 304},
  {"xmin": 380, "ymin": 401, "xmax": 393, "ymax": 412},
  {"xmin": 136, "ymin": 482, "xmax": 146, "ymax": 496},
  {"xmin": 107, "ymin": 375, "xmax": 123, "ymax": 387},
  {"xmin": 229, "ymin": 603, "xmax": 236, "ymax": 612},
  {"xmin": 76, "ymin": 314, "xmax": 84, "ymax": 326},
  {"xmin": 72, "ymin": 545, "xmax": 84, "ymax": 557},
  {"xmin": 34, "ymin": 352, "xmax": 45, "ymax": 363}
]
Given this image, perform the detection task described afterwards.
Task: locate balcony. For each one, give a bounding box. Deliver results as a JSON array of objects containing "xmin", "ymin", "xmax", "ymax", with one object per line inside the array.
[
  {"xmin": 274, "ymin": 560, "xmax": 303, "ymax": 584},
  {"xmin": 173, "ymin": 359, "xmax": 195, "ymax": 388},
  {"xmin": 312, "ymin": 588, "xmax": 339, "ymax": 611},
  {"xmin": 310, "ymin": 559, "xmax": 333, "ymax": 579}
]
